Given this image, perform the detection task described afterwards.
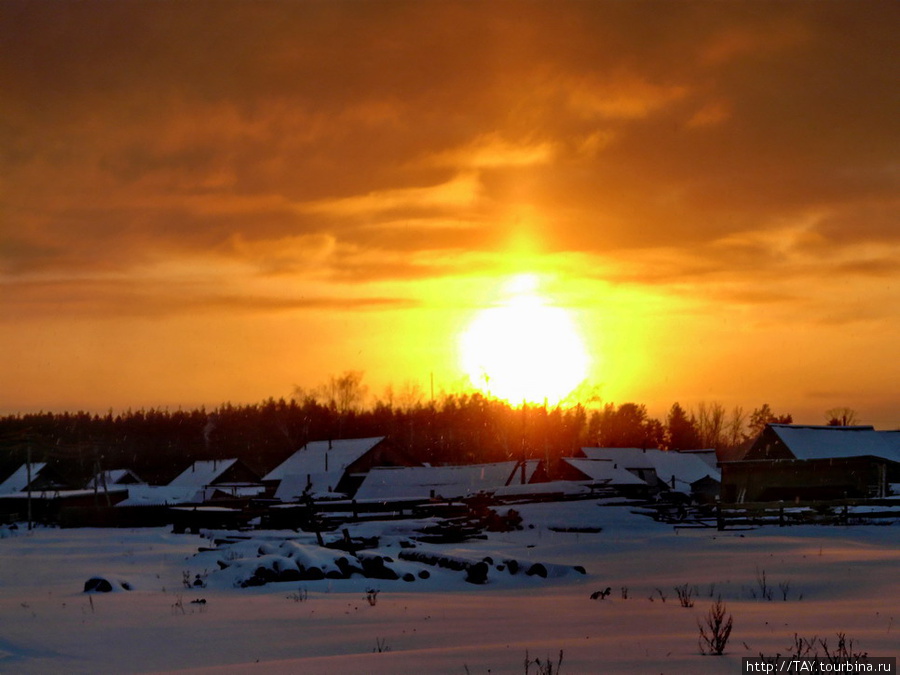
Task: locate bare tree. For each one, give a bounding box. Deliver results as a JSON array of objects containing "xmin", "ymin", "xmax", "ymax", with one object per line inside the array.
[
  {"xmin": 330, "ymin": 371, "xmax": 368, "ymax": 414},
  {"xmin": 748, "ymin": 403, "xmax": 793, "ymax": 437},
  {"xmin": 725, "ymin": 406, "xmax": 746, "ymax": 449},
  {"xmin": 825, "ymin": 407, "xmax": 859, "ymax": 426},
  {"xmin": 695, "ymin": 401, "xmax": 726, "ymax": 449}
]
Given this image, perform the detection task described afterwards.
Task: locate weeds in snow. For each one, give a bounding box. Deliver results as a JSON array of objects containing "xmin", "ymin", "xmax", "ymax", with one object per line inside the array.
[
  {"xmin": 767, "ymin": 632, "xmax": 868, "ymax": 665},
  {"xmin": 821, "ymin": 633, "xmax": 867, "ymax": 664},
  {"xmin": 752, "ymin": 566, "xmax": 772, "ymax": 601},
  {"xmin": 286, "ymin": 587, "xmax": 309, "ymax": 603},
  {"xmin": 674, "ymin": 583, "xmax": 695, "ymax": 608},
  {"xmin": 365, "ymin": 588, "xmax": 380, "ymax": 606},
  {"xmin": 524, "ymin": 649, "xmax": 563, "ymax": 675},
  {"xmin": 747, "ymin": 567, "xmax": 800, "ymax": 601},
  {"xmin": 698, "ymin": 597, "xmax": 733, "ymax": 655},
  {"xmin": 373, "ymin": 637, "xmax": 391, "ymax": 653},
  {"xmin": 778, "ymin": 580, "xmax": 791, "ymax": 601}
]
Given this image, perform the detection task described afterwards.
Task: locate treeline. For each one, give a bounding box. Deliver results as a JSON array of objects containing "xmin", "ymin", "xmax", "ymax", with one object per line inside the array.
[{"xmin": 0, "ymin": 375, "xmax": 799, "ymax": 488}]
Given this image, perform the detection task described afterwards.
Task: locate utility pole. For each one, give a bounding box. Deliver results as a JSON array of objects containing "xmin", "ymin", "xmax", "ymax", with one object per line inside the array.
[{"xmin": 26, "ymin": 444, "xmax": 33, "ymax": 531}]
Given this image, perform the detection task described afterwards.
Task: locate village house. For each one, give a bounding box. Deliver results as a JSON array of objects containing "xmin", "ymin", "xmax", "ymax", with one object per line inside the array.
[
  {"xmin": 168, "ymin": 458, "xmax": 264, "ymax": 502},
  {"xmin": 551, "ymin": 457, "xmax": 651, "ymax": 499},
  {"xmin": 353, "ymin": 460, "xmax": 540, "ymax": 503},
  {"xmin": 720, "ymin": 424, "xmax": 900, "ymax": 503},
  {"xmin": 0, "ymin": 461, "xmax": 72, "ymax": 495},
  {"xmin": 577, "ymin": 447, "xmax": 722, "ymax": 502},
  {"xmin": 85, "ymin": 469, "xmax": 145, "ymax": 490},
  {"xmin": 264, "ymin": 436, "xmax": 417, "ymax": 501}
]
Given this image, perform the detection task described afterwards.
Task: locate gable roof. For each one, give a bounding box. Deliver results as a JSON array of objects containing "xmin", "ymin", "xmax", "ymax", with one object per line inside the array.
[
  {"xmin": 0, "ymin": 462, "xmax": 48, "ymax": 495},
  {"xmin": 562, "ymin": 458, "xmax": 648, "ymax": 485},
  {"xmin": 169, "ymin": 459, "xmax": 239, "ymax": 488},
  {"xmin": 86, "ymin": 469, "xmax": 144, "ymax": 489},
  {"xmin": 674, "ymin": 448, "xmax": 719, "ymax": 469},
  {"xmin": 353, "ymin": 461, "xmax": 539, "ymax": 502},
  {"xmin": 264, "ymin": 437, "xmax": 386, "ymax": 483},
  {"xmin": 768, "ymin": 424, "xmax": 900, "ymax": 463},
  {"xmin": 580, "ymin": 448, "xmax": 655, "ymax": 469},
  {"xmin": 580, "ymin": 447, "xmax": 720, "ymax": 492},
  {"xmin": 878, "ymin": 430, "xmax": 900, "ymax": 454}
]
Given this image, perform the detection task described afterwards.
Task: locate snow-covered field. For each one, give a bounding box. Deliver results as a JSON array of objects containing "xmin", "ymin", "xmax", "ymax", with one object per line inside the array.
[{"xmin": 1, "ymin": 503, "xmax": 897, "ymax": 674}]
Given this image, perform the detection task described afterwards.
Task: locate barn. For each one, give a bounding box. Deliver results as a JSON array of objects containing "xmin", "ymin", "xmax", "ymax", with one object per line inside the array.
[{"xmin": 720, "ymin": 424, "xmax": 900, "ymax": 503}]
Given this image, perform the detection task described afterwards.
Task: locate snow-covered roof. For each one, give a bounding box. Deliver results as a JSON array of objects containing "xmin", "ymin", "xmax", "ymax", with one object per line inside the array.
[
  {"xmin": 562, "ymin": 458, "xmax": 648, "ymax": 485},
  {"xmin": 353, "ymin": 461, "xmax": 539, "ymax": 502},
  {"xmin": 580, "ymin": 448, "xmax": 655, "ymax": 469},
  {"xmin": 86, "ymin": 469, "xmax": 144, "ymax": 489},
  {"xmin": 169, "ymin": 459, "xmax": 239, "ymax": 488},
  {"xmin": 878, "ymin": 431, "xmax": 900, "ymax": 454},
  {"xmin": 579, "ymin": 448, "xmax": 719, "ymax": 492},
  {"xmin": 644, "ymin": 451, "xmax": 720, "ymax": 490},
  {"xmin": 769, "ymin": 425, "xmax": 900, "ymax": 463},
  {"xmin": 264, "ymin": 437, "xmax": 386, "ymax": 483},
  {"xmin": 0, "ymin": 462, "xmax": 47, "ymax": 495},
  {"xmin": 674, "ymin": 448, "xmax": 719, "ymax": 468},
  {"xmin": 116, "ymin": 485, "xmax": 203, "ymax": 507},
  {"xmin": 491, "ymin": 480, "xmax": 596, "ymax": 499}
]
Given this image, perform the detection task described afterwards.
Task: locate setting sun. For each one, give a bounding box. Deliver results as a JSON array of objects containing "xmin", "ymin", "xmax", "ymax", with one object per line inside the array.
[{"xmin": 459, "ymin": 275, "xmax": 590, "ymax": 405}]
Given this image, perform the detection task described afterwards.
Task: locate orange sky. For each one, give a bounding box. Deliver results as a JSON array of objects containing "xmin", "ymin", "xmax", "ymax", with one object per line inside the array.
[{"xmin": 1, "ymin": 1, "xmax": 898, "ymax": 427}]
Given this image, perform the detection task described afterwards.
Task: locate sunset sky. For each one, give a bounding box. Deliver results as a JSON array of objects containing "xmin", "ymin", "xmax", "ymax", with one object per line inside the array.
[{"xmin": 2, "ymin": 1, "xmax": 898, "ymax": 427}]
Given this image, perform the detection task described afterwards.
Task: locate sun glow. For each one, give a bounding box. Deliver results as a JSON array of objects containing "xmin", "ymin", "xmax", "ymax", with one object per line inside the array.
[{"xmin": 459, "ymin": 275, "xmax": 590, "ymax": 405}]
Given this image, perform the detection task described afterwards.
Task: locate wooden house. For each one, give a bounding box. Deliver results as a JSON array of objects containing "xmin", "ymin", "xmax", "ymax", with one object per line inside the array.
[
  {"xmin": 353, "ymin": 460, "xmax": 540, "ymax": 503},
  {"xmin": 720, "ymin": 424, "xmax": 900, "ymax": 503},
  {"xmin": 169, "ymin": 458, "xmax": 264, "ymax": 502},
  {"xmin": 578, "ymin": 447, "xmax": 721, "ymax": 501},
  {"xmin": 264, "ymin": 436, "xmax": 417, "ymax": 500}
]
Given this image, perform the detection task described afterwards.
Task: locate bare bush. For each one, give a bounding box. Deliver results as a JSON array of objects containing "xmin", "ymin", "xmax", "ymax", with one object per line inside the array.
[
  {"xmin": 524, "ymin": 649, "xmax": 564, "ymax": 675},
  {"xmin": 698, "ymin": 598, "xmax": 733, "ymax": 655}
]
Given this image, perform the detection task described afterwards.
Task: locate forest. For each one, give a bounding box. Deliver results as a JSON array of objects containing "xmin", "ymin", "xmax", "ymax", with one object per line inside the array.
[{"xmin": 0, "ymin": 372, "xmax": 808, "ymax": 488}]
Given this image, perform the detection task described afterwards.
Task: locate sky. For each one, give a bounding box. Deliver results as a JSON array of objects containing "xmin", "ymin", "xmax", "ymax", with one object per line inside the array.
[{"xmin": 1, "ymin": 1, "xmax": 898, "ymax": 427}]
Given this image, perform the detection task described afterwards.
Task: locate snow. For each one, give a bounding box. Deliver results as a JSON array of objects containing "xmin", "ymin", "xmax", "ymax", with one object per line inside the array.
[
  {"xmin": 117, "ymin": 485, "xmax": 203, "ymax": 507},
  {"xmin": 0, "ymin": 503, "xmax": 897, "ymax": 674},
  {"xmin": 769, "ymin": 424, "xmax": 900, "ymax": 462}
]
